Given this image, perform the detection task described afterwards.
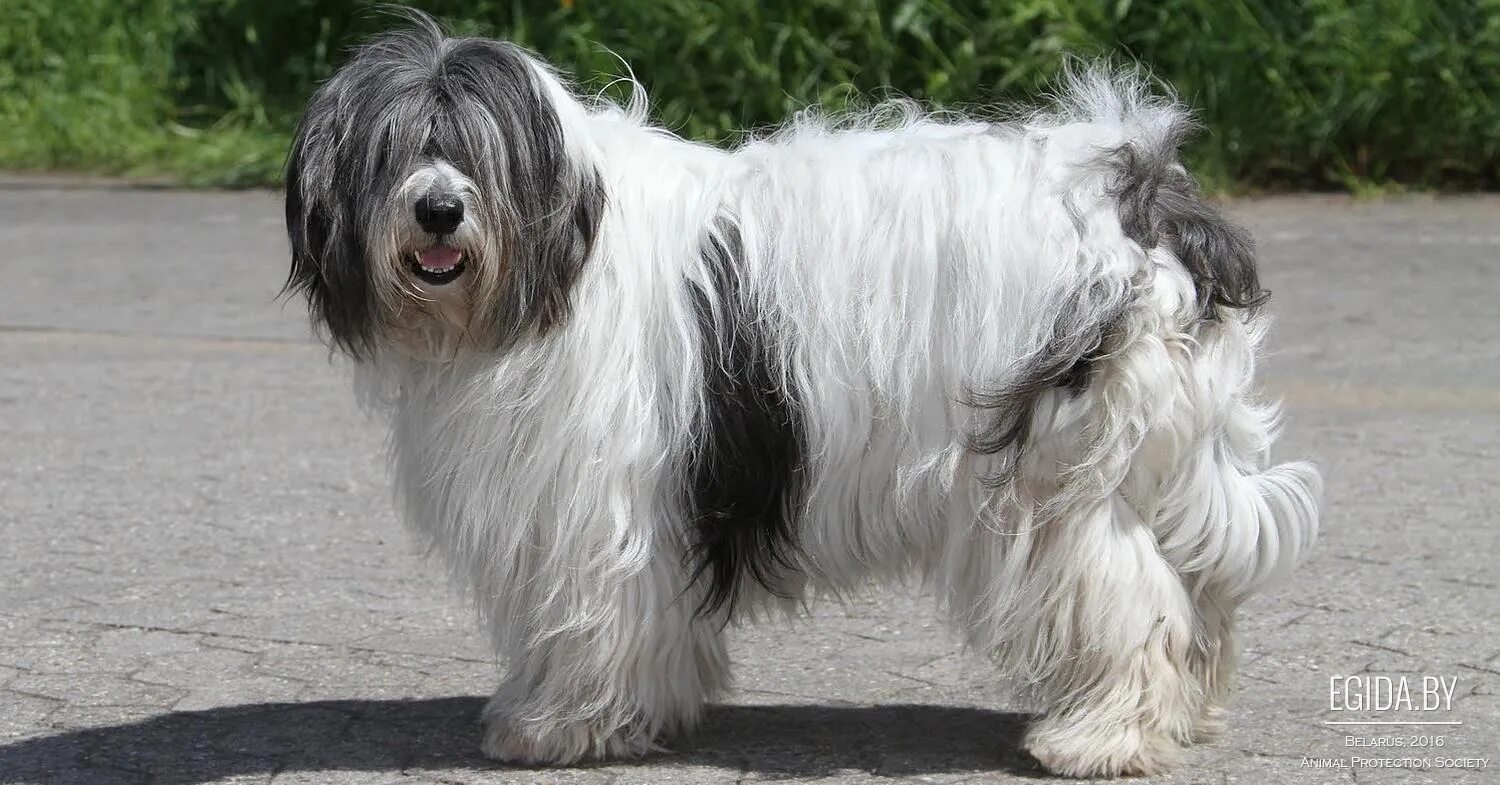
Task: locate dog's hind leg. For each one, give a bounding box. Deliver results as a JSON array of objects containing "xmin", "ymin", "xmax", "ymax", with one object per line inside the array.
[
  {"xmin": 1007, "ymin": 493, "xmax": 1203, "ymax": 778},
  {"xmin": 1149, "ymin": 356, "xmax": 1322, "ymax": 745},
  {"xmin": 947, "ymin": 278, "xmax": 1224, "ymax": 776},
  {"xmin": 1012, "ymin": 322, "xmax": 1318, "ymax": 776},
  {"xmin": 1185, "ymin": 588, "xmax": 1236, "ymax": 743}
]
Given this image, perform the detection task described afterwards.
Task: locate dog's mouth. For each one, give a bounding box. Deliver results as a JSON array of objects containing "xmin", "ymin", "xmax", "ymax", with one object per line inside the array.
[{"xmin": 408, "ymin": 246, "xmax": 466, "ymax": 286}]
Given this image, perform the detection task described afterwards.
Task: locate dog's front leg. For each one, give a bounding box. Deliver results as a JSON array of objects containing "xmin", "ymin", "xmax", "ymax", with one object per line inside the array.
[{"xmin": 479, "ymin": 544, "xmax": 729, "ymax": 765}]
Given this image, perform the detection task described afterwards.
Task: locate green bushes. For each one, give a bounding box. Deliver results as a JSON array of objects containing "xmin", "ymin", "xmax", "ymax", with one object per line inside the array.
[{"xmin": 2, "ymin": 0, "xmax": 1496, "ymax": 189}]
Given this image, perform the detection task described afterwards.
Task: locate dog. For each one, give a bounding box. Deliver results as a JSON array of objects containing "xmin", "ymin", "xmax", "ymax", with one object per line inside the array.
[{"xmin": 283, "ymin": 13, "xmax": 1320, "ymax": 778}]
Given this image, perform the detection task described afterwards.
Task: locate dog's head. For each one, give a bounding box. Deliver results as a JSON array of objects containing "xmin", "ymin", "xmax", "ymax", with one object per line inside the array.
[{"xmin": 284, "ymin": 13, "xmax": 605, "ymax": 359}]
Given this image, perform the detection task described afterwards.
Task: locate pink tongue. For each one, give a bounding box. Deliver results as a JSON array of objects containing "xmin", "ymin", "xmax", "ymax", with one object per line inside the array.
[{"xmin": 418, "ymin": 246, "xmax": 462, "ymax": 271}]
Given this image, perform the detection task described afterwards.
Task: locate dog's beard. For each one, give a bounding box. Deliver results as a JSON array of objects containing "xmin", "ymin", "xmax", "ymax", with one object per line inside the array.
[{"xmin": 379, "ymin": 246, "xmax": 482, "ymax": 360}]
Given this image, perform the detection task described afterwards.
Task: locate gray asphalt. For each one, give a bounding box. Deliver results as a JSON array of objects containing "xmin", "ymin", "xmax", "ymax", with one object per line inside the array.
[{"xmin": 1, "ymin": 180, "xmax": 1496, "ymax": 785}]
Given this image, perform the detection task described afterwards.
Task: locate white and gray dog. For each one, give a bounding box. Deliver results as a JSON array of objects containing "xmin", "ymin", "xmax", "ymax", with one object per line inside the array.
[{"xmin": 284, "ymin": 13, "xmax": 1319, "ymax": 778}]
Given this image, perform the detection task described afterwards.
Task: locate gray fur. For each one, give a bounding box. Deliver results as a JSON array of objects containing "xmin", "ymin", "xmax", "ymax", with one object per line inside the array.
[{"xmin": 1111, "ymin": 123, "xmax": 1268, "ymax": 319}]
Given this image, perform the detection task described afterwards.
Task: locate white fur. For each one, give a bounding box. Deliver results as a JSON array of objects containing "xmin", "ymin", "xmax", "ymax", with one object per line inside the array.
[{"xmin": 344, "ymin": 61, "xmax": 1321, "ymax": 777}]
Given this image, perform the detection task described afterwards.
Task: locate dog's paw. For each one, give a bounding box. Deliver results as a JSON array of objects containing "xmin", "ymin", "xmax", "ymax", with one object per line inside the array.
[
  {"xmin": 480, "ymin": 710, "xmax": 654, "ymax": 766},
  {"xmin": 1023, "ymin": 718, "xmax": 1182, "ymax": 778},
  {"xmin": 1191, "ymin": 702, "xmax": 1227, "ymax": 744}
]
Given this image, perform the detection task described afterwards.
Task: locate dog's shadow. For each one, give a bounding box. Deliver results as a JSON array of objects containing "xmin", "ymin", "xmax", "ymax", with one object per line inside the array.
[{"xmin": 0, "ymin": 697, "xmax": 1046, "ymax": 783}]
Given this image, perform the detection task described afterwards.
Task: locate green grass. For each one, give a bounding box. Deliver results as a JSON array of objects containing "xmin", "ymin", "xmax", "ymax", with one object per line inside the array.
[{"xmin": 2, "ymin": 0, "xmax": 1497, "ymax": 190}]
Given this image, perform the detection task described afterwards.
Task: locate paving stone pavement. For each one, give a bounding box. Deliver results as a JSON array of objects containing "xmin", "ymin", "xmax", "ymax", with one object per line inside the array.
[{"xmin": 1, "ymin": 180, "xmax": 1496, "ymax": 785}]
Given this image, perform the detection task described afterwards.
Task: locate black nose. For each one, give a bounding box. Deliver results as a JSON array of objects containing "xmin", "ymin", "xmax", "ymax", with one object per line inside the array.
[{"xmin": 415, "ymin": 193, "xmax": 464, "ymax": 235}]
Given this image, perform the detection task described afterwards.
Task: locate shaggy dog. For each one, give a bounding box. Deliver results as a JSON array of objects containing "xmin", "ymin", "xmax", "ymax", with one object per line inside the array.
[{"xmin": 284, "ymin": 13, "xmax": 1320, "ymax": 778}]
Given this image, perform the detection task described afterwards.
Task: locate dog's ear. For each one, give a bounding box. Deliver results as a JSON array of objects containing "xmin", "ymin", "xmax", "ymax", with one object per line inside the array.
[
  {"xmin": 516, "ymin": 165, "xmax": 608, "ymax": 334},
  {"xmin": 283, "ymin": 115, "xmax": 376, "ymax": 358}
]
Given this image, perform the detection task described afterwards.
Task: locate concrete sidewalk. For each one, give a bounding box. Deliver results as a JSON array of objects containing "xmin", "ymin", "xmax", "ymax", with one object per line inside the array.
[{"xmin": 1, "ymin": 186, "xmax": 1496, "ymax": 784}]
